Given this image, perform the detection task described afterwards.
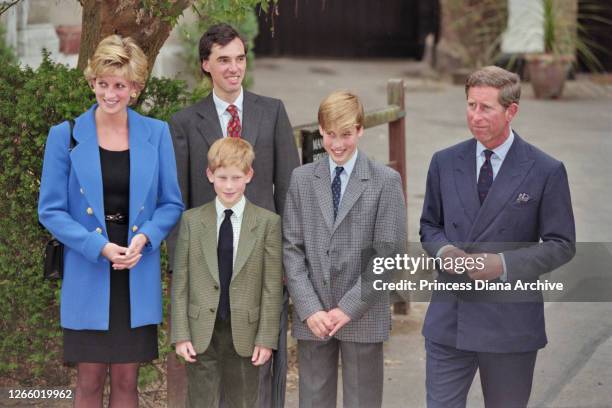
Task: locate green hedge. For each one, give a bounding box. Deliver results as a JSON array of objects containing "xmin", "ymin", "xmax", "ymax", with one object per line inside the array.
[{"xmin": 0, "ymin": 54, "xmax": 199, "ymax": 385}]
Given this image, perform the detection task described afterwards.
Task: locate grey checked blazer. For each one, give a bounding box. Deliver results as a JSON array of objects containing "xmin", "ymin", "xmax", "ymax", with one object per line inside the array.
[{"xmin": 284, "ymin": 151, "xmax": 407, "ymax": 343}]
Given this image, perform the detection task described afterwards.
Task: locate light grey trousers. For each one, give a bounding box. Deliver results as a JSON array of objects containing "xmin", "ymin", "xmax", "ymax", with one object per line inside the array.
[{"xmin": 297, "ymin": 339, "xmax": 384, "ymax": 408}]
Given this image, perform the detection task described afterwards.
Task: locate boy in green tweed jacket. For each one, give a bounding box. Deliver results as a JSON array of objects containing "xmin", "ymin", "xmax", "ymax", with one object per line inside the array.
[{"xmin": 171, "ymin": 137, "xmax": 283, "ymax": 408}]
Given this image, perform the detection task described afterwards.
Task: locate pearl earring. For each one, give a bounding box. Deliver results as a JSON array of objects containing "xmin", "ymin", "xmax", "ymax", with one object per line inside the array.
[{"xmin": 131, "ymin": 92, "xmax": 137, "ymax": 98}]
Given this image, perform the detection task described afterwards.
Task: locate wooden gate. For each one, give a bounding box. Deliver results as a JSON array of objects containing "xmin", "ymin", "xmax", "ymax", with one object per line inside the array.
[{"xmin": 255, "ymin": 0, "xmax": 439, "ymax": 59}]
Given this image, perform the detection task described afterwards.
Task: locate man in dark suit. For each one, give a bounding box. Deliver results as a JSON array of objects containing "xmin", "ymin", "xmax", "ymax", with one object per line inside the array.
[
  {"xmin": 167, "ymin": 23, "xmax": 299, "ymax": 408},
  {"xmin": 419, "ymin": 66, "xmax": 575, "ymax": 408}
]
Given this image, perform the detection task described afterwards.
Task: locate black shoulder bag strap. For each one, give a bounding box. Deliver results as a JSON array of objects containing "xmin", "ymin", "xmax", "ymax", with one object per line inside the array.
[
  {"xmin": 43, "ymin": 119, "xmax": 77, "ymax": 280},
  {"xmin": 68, "ymin": 119, "xmax": 77, "ymax": 150}
]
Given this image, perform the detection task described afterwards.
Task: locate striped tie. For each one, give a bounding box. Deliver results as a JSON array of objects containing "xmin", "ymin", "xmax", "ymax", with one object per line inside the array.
[{"xmin": 478, "ymin": 149, "xmax": 494, "ymax": 204}]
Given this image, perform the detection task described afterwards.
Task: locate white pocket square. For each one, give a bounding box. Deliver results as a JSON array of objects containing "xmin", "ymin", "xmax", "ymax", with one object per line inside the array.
[{"xmin": 516, "ymin": 192, "xmax": 531, "ymax": 203}]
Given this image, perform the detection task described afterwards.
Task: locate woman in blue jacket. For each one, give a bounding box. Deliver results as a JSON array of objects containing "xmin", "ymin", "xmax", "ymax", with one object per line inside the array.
[{"xmin": 38, "ymin": 35, "xmax": 183, "ymax": 407}]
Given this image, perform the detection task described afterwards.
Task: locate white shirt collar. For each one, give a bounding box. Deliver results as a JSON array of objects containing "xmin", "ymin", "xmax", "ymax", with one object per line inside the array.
[
  {"xmin": 329, "ymin": 149, "xmax": 359, "ymax": 178},
  {"xmin": 215, "ymin": 195, "xmax": 246, "ymax": 220},
  {"xmin": 212, "ymin": 87, "xmax": 244, "ymax": 118},
  {"xmin": 476, "ymin": 128, "xmax": 515, "ymax": 161}
]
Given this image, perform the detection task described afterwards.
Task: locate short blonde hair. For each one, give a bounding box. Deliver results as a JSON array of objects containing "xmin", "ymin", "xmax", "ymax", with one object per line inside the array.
[
  {"xmin": 84, "ymin": 35, "xmax": 148, "ymax": 92},
  {"xmin": 208, "ymin": 137, "xmax": 255, "ymax": 173},
  {"xmin": 318, "ymin": 90, "xmax": 364, "ymax": 132},
  {"xmin": 465, "ymin": 66, "xmax": 521, "ymax": 108}
]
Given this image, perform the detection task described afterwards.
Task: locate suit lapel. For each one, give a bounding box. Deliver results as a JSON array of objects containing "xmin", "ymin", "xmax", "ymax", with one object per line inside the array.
[
  {"xmin": 70, "ymin": 106, "xmax": 106, "ymax": 229},
  {"xmin": 127, "ymin": 109, "xmax": 156, "ymax": 230},
  {"xmin": 232, "ymin": 201, "xmax": 257, "ymax": 282},
  {"xmin": 241, "ymin": 91, "xmax": 262, "ymax": 147},
  {"xmin": 195, "ymin": 94, "xmax": 223, "ymax": 147},
  {"xmin": 453, "ymin": 139, "xmax": 480, "ymax": 225},
  {"xmin": 333, "ymin": 152, "xmax": 369, "ymax": 233},
  {"xmin": 469, "ymin": 135, "xmax": 535, "ymax": 241},
  {"xmin": 312, "ymin": 158, "xmax": 335, "ymax": 232},
  {"xmin": 199, "ymin": 204, "xmax": 220, "ymax": 284}
]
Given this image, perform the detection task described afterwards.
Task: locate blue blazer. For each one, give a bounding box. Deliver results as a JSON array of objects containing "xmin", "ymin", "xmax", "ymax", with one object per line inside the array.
[
  {"xmin": 419, "ymin": 133, "xmax": 575, "ymax": 353},
  {"xmin": 38, "ymin": 105, "xmax": 184, "ymax": 330}
]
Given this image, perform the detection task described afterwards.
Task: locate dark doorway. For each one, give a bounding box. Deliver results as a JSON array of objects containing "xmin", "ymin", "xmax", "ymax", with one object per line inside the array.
[
  {"xmin": 255, "ymin": 0, "xmax": 439, "ymax": 59},
  {"xmin": 578, "ymin": 0, "xmax": 612, "ymax": 72}
]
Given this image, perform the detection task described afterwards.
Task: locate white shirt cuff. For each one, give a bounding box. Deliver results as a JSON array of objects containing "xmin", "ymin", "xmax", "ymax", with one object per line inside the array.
[
  {"xmin": 499, "ymin": 253, "xmax": 508, "ymax": 281},
  {"xmin": 436, "ymin": 244, "xmax": 456, "ymax": 258}
]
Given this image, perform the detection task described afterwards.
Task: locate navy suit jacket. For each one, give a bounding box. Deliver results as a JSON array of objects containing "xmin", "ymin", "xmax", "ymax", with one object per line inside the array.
[
  {"xmin": 420, "ymin": 133, "xmax": 575, "ymax": 353},
  {"xmin": 38, "ymin": 105, "xmax": 183, "ymax": 330}
]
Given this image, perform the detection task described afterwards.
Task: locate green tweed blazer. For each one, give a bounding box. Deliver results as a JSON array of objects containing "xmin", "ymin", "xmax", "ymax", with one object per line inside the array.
[{"xmin": 170, "ymin": 199, "xmax": 283, "ymax": 357}]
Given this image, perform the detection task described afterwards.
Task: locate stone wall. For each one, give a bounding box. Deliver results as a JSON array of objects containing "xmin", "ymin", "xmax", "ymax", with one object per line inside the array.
[{"xmin": 436, "ymin": 0, "xmax": 508, "ymax": 73}]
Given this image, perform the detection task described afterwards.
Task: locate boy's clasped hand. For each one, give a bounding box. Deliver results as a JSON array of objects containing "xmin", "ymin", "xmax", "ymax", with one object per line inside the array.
[{"xmin": 306, "ymin": 308, "xmax": 351, "ymax": 339}]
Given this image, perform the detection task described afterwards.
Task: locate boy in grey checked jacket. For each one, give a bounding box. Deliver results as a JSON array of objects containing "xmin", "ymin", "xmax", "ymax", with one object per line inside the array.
[{"xmin": 283, "ymin": 91, "xmax": 407, "ymax": 408}]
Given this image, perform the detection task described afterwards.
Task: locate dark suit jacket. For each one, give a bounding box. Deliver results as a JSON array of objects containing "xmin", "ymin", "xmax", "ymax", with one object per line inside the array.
[
  {"xmin": 420, "ymin": 133, "xmax": 575, "ymax": 353},
  {"xmin": 167, "ymin": 90, "xmax": 300, "ymax": 265}
]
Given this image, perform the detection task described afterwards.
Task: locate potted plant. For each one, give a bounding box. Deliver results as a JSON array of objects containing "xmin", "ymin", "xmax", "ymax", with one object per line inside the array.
[{"xmin": 525, "ymin": 0, "xmax": 608, "ymax": 99}]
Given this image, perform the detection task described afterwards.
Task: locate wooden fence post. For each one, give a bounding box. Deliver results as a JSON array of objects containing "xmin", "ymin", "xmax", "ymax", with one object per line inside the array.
[
  {"xmin": 387, "ymin": 79, "xmax": 409, "ymax": 315},
  {"xmin": 387, "ymin": 79, "xmax": 407, "ymax": 200}
]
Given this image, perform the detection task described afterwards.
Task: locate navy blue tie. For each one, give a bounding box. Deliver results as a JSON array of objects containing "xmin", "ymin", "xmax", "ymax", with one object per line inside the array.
[
  {"xmin": 217, "ymin": 209, "xmax": 233, "ymax": 320},
  {"xmin": 332, "ymin": 166, "xmax": 344, "ymax": 219},
  {"xmin": 478, "ymin": 150, "xmax": 494, "ymax": 205}
]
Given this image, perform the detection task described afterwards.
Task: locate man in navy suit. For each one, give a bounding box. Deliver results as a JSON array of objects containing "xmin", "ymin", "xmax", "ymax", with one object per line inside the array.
[{"xmin": 419, "ymin": 66, "xmax": 576, "ymax": 408}]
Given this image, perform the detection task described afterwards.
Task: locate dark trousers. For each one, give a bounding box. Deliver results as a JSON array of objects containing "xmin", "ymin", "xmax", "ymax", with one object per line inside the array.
[
  {"xmin": 425, "ymin": 339, "xmax": 537, "ymax": 408},
  {"xmin": 186, "ymin": 317, "xmax": 259, "ymax": 408},
  {"xmin": 272, "ymin": 285, "xmax": 289, "ymax": 407},
  {"xmin": 298, "ymin": 338, "xmax": 384, "ymax": 408},
  {"xmin": 221, "ymin": 288, "xmax": 289, "ymax": 408}
]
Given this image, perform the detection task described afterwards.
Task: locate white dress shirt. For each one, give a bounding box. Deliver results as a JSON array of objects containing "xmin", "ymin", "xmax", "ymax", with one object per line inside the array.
[
  {"xmin": 212, "ymin": 87, "xmax": 244, "ymax": 138},
  {"xmin": 476, "ymin": 129, "xmax": 515, "ymax": 180},
  {"xmin": 215, "ymin": 195, "xmax": 246, "ymax": 267}
]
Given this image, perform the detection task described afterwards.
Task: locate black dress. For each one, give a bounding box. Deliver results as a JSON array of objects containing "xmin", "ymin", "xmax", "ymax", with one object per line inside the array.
[{"xmin": 63, "ymin": 147, "xmax": 158, "ymax": 363}]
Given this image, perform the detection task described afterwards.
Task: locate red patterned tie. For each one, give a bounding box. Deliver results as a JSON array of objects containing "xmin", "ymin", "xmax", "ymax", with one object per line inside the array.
[{"xmin": 226, "ymin": 104, "xmax": 241, "ymax": 138}]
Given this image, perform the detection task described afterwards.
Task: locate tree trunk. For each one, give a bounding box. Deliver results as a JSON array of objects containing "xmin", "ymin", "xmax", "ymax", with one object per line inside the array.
[{"xmin": 77, "ymin": 0, "xmax": 193, "ymax": 72}]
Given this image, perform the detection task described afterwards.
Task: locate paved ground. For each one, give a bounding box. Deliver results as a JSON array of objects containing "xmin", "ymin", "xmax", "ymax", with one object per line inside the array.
[{"xmin": 252, "ymin": 58, "xmax": 612, "ymax": 408}]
